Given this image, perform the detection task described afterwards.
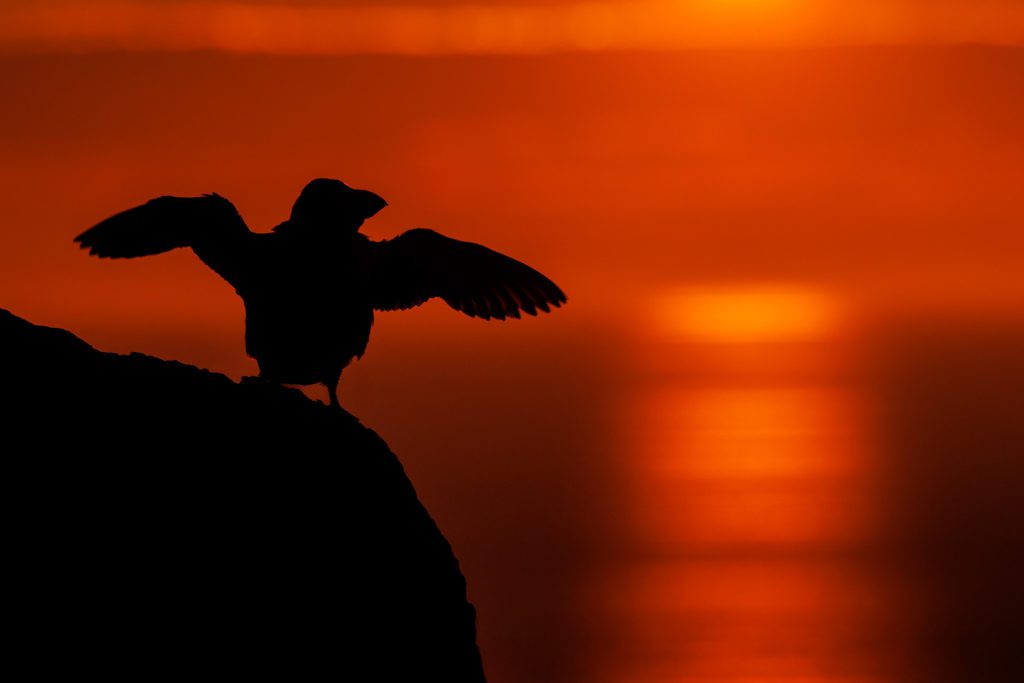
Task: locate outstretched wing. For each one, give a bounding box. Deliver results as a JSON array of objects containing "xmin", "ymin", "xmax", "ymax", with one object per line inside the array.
[
  {"xmin": 364, "ymin": 228, "xmax": 566, "ymax": 320},
  {"xmin": 74, "ymin": 194, "xmax": 251, "ymax": 287}
]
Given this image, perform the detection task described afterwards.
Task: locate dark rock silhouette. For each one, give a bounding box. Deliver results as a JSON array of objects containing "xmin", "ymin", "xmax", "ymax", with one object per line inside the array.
[
  {"xmin": 75, "ymin": 178, "xmax": 567, "ymax": 407},
  {"xmin": 1, "ymin": 308, "xmax": 487, "ymax": 681}
]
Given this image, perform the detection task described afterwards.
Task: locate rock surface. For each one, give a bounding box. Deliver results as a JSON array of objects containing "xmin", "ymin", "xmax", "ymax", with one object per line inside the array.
[{"xmin": 1, "ymin": 308, "xmax": 486, "ymax": 681}]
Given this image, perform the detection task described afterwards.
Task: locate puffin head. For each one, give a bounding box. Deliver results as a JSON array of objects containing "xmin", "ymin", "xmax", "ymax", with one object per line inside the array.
[{"xmin": 289, "ymin": 178, "xmax": 387, "ymax": 232}]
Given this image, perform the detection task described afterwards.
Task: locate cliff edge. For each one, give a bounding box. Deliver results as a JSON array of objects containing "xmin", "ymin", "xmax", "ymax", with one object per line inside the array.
[{"xmin": 1, "ymin": 309, "xmax": 486, "ymax": 681}]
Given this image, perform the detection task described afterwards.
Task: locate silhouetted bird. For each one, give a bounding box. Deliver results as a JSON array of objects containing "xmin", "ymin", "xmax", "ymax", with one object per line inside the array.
[{"xmin": 75, "ymin": 179, "xmax": 567, "ymax": 408}]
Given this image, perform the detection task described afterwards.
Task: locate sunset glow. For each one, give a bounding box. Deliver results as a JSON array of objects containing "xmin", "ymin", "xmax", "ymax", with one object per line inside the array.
[
  {"xmin": 657, "ymin": 286, "xmax": 843, "ymax": 344},
  {"xmin": 1, "ymin": 0, "xmax": 1022, "ymax": 54}
]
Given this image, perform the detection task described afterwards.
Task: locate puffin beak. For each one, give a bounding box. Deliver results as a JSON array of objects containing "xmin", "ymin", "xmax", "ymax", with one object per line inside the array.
[{"xmin": 355, "ymin": 189, "xmax": 388, "ymax": 219}]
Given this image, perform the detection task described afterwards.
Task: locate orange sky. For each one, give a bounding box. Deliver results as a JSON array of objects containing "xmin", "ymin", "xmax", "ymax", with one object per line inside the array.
[{"xmin": 2, "ymin": 0, "xmax": 1024, "ymax": 53}]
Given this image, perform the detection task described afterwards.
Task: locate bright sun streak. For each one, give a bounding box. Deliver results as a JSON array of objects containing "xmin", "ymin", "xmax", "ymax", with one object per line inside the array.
[{"xmin": 657, "ymin": 285, "xmax": 844, "ymax": 344}]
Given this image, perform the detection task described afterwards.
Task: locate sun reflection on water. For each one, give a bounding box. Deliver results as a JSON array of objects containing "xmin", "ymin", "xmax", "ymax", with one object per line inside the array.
[
  {"xmin": 628, "ymin": 384, "xmax": 873, "ymax": 550},
  {"xmin": 592, "ymin": 285, "xmax": 903, "ymax": 683}
]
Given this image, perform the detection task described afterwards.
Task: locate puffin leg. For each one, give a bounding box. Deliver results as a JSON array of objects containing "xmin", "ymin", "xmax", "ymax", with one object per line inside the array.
[{"xmin": 326, "ymin": 369, "xmax": 343, "ymax": 409}]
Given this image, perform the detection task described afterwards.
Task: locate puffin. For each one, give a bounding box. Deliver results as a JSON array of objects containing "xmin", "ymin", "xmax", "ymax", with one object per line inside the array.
[{"xmin": 75, "ymin": 178, "xmax": 567, "ymax": 408}]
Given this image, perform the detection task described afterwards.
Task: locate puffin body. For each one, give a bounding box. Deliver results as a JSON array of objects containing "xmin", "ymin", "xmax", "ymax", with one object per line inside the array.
[{"xmin": 237, "ymin": 232, "xmax": 374, "ymax": 390}]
